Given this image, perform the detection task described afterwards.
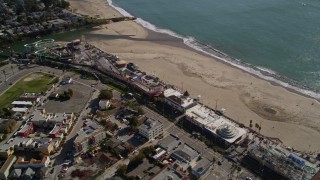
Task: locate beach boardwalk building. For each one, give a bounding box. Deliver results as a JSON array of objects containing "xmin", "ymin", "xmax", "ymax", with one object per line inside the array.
[
  {"xmin": 163, "ymin": 88, "xmax": 197, "ymax": 113},
  {"xmin": 185, "ymin": 104, "xmax": 247, "ymax": 147}
]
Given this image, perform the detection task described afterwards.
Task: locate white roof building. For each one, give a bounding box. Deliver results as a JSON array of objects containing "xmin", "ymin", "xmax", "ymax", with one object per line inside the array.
[
  {"xmin": 163, "ymin": 88, "xmax": 197, "ymax": 112},
  {"xmin": 11, "ymin": 108, "xmax": 29, "ymax": 113},
  {"xmin": 11, "ymin": 101, "xmax": 33, "ymax": 106},
  {"xmin": 185, "ymin": 104, "xmax": 247, "ymax": 144},
  {"xmin": 139, "ymin": 118, "xmax": 164, "ymax": 140}
]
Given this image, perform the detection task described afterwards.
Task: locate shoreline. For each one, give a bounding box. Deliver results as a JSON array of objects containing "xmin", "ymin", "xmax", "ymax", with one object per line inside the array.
[
  {"xmin": 68, "ymin": 0, "xmax": 320, "ymax": 151},
  {"xmin": 145, "ymin": 29, "xmax": 320, "ymax": 103},
  {"xmin": 106, "ymin": 0, "xmax": 320, "ymax": 102}
]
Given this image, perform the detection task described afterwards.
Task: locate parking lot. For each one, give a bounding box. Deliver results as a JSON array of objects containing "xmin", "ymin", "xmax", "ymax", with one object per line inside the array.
[{"xmin": 43, "ymin": 81, "xmax": 93, "ymax": 113}]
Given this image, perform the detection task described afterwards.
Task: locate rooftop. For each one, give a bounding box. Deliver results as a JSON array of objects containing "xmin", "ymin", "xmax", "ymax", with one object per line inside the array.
[
  {"xmin": 12, "ymin": 107, "xmax": 29, "ymax": 113},
  {"xmin": 152, "ymin": 167, "xmax": 184, "ymax": 180},
  {"xmin": 49, "ymin": 123, "xmax": 62, "ymax": 135},
  {"xmin": 75, "ymin": 121, "xmax": 104, "ymax": 144},
  {"xmin": 158, "ymin": 134, "xmax": 181, "ymax": 152},
  {"xmin": 0, "ymin": 155, "xmax": 16, "ymax": 173},
  {"xmin": 11, "ymin": 101, "xmax": 33, "ymax": 106},
  {"xmin": 172, "ymin": 144, "xmax": 199, "ymax": 163},
  {"xmin": 18, "ymin": 122, "xmax": 32, "ymax": 134},
  {"xmin": 139, "ymin": 118, "xmax": 163, "ymax": 132},
  {"xmin": 186, "ymin": 104, "xmax": 247, "ymax": 143},
  {"xmin": 192, "ymin": 157, "xmax": 212, "ymax": 175},
  {"xmin": 164, "ymin": 88, "xmax": 196, "ymax": 108},
  {"xmin": 249, "ymin": 142, "xmax": 319, "ymax": 180},
  {"xmin": 0, "ymin": 137, "xmax": 33, "ymax": 153}
]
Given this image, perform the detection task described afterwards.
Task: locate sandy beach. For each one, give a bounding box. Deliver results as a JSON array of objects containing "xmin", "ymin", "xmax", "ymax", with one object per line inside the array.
[{"xmin": 69, "ymin": 0, "xmax": 320, "ymax": 152}]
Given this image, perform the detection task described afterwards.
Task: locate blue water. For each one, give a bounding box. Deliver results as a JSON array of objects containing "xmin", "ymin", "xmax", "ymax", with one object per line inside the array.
[{"xmin": 112, "ymin": 0, "xmax": 320, "ymax": 93}]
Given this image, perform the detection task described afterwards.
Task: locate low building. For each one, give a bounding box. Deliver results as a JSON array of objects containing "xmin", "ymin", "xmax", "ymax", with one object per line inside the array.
[
  {"xmin": 10, "ymin": 101, "xmax": 33, "ymax": 113},
  {"xmin": 114, "ymin": 60, "xmax": 127, "ymax": 68},
  {"xmin": 11, "ymin": 101, "xmax": 33, "ymax": 108},
  {"xmin": 17, "ymin": 122, "xmax": 34, "ymax": 138},
  {"xmin": 158, "ymin": 134, "xmax": 181, "ymax": 153},
  {"xmin": 152, "ymin": 147, "xmax": 166, "ymax": 160},
  {"xmin": 9, "ymin": 169, "xmax": 22, "ymax": 179},
  {"xmin": 0, "ymin": 137, "xmax": 56, "ymax": 157},
  {"xmin": 33, "ymin": 138, "xmax": 55, "ymax": 155},
  {"xmin": 171, "ymin": 144, "xmax": 200, "ymax": 171},
  {"xmin": 18, "ymin": 93, "xmax": 41, "ymax": 103},
  {"xmin": 31, "ymin": 109, "xmax": 74, "ymax": 128},
  {"xmin": 30, "ymin": 109, "xmax": 50, "ymax": 127},
  {"xmin": 49, "ymin": 123, "xmax": 62, "ymax": 138},
  {"xmin": 13, "ymin": 156, "xmax": 50, "ymax": 169},
  {"xmin": 131, "ymin": 74, "xmax": 164, "ymax": 97},
  {"xmin": 11, "ymin": 107, "xmax": 29, "ymax": 113},
  {"xmin": 22, "ymin": 167, "xmax": 35, "ymax": 179},
  {"xmin": 185, "ymin": 104, "xmax": 247, "ymax": 147},
  {"xmin": 191, "ymin": 157, "xmax": 213, "ymax": 179},
  {"xmin": 0, "ymin": 138, "xmax": 33, "ymax": 158},
  {"xmin": 0, "ymin": 155, "xmax": 17, "ymax": 180},
  {"xmin": 152, "ymin": 165, "xmax": 186, "ymax": 180},
  {"xmin": 74, "ymin": 121, "xmax": 106, "ymax": 153},
  {"xmin": 248, "ymin": 143, "xmax": 319, "ymax": 180},
  {"xmin": 95, "ymin": 152, "xmax": 118, "ymax": 168},
  {"xmin": 138, "ymin": 118, "xmax": 163, "ymax": 140},
  {"xmin": 163, "ymin": 88, "xmax": 197, "ymax": 112},
  {"xmin": 99, "ymin": 100, "xmax": 110, "ymax": 110}
]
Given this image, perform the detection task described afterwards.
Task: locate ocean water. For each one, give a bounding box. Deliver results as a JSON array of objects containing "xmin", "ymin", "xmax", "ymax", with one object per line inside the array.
[{"xmin": 111, "ymin": 0, "xmax": 320, "ymax": 98}]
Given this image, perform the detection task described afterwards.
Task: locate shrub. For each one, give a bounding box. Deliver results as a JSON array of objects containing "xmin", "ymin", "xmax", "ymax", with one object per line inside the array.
[{"xmin": 99, "ymin": 89, "xmax": 113, "ymax": 100}]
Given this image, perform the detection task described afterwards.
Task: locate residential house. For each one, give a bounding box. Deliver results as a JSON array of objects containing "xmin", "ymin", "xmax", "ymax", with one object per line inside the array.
[
  {"xmin": 158, "ymin": 134, "xmax": 181, "ymax": 153},
  {"xmin": 191, "ymin": 157, "xmax": 213, "ymax": 179},
  {"xmin": 171, "ymin": 144, "xmax": 200, "ymax": 171},
  {"xmin": 99, "ymin": 100, "xmax": 110, "ymax": 110}
]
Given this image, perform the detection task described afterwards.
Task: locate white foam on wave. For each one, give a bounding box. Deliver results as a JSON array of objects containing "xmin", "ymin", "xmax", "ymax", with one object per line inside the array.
[
  {"xmin": 106, "ymin": 0, "xmax": 320, "ymax": 100},
  {"xmin": 256, "ymin": 66, "xmax": 277, "ymax": 75},
  {"xmin": 107, "ymin": 0, "xmax": 133, "ymax": 17}
]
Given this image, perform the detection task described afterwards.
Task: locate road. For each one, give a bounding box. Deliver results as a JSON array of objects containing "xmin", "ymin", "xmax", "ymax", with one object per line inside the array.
[
  {"xmin": 0, "ymin": 64, "xmax": 64, "ymax": 96},
  {"xmin": 50, "ymin": 83, "xmax": 100, "ymax": 180}
]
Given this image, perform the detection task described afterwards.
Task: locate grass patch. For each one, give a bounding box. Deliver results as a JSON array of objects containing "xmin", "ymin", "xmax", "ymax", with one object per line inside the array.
[{"xmin": 0, "ymin": 72, "xmax": 56, "ymax": 109}]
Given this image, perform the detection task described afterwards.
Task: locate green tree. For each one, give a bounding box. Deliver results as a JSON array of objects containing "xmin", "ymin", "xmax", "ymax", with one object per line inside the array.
[
  {"xmin": 137, "ymin": 107, "xmax": 144, "ymax": 115},
  {"xmin": 99, "ymin": 90, "xmax": 113, "ymax": 100},
  {"xmin": 41, "ymin": 0, "xmax": 54, "ymax": 9},
  {"xmin": 116, "ymin": 165, "xmax": 127, "ymax": 177},
  {"xmin": 141, "ymin": 146, "xmax": 154, "ymax": 157},
  {"xmin": 100, "ymin": 119, "xmax": 107, "ymax": 126},
  {"xmin": 25, "ymin": 0, "xmax": 38, "ymax": 13},
  {"xmin": 59, "ymin": 0, "xmax": 70, "ymax": 8}
]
